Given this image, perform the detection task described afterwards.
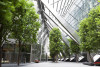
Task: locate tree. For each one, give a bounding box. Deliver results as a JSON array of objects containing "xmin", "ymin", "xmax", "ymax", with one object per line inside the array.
[
  {"xmin": 49, "ymin": 28, "xmax": 63, "ymax": 62},
  {"xmin": 10, "ymin": 0, "xmax": 40, "ymax": 65},
  {"xmin": 64, "ymin": 44, "xmax": 70, "ymax": 60},
  {"xmin": 60, "ymin": 43, "xmax": 68, "ymax": 61},
  {"xmin": 79, "ymin": 4, "xmax": 100, "ymax": 62},
  {"xmin": 0, "ymin": 0, "xmax": 40, "ymax": 66},
  {"xmin": 68, "ymin": 39, "xmax": 80, "ymax": 62},
  {"xmin": 0, "ymin": 0, "xmax": 15, "ymax": 67}
]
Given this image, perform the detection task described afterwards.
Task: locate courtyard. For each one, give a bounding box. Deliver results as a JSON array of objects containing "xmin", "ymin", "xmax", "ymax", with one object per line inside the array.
[{"xmin": 2, "ymin": 61, "xmax": 100, "ymax": 67}]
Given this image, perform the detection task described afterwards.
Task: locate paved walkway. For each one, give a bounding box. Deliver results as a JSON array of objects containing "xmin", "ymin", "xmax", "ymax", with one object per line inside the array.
[
  {"xmin": 2, "ymin": 61, "xmax": 100, "ymax": 67},
  {"xmin": 2, "ymin": 63, "xmax": 31, "ymax": 67}
]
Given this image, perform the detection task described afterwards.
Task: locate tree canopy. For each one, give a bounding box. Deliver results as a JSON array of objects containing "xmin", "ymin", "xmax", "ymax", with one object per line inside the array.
[
  {"xmin": 64, "ymin": 44, "xmax": 70, "ymax": 57},
  {"xmin": 0, "ymin": 0, "xmax": 40, "ymax": 66},
  {"xmin": 0, "ymin": 0, "xmax": 15, "ymax": 45},
  {"xmin": 49, "ymin": 28, "xmax": 64, "ymax": 61},
  {"xmin": 11, "ymin": 0, "xmax": 40, "ymax": 43},
  {"xmin": 79, "ymin": 4, "xmax": 100, "ymax": 52},
  {"xmin": 68, "ymin": 39, "xmax": 80, "ymax": 54}
]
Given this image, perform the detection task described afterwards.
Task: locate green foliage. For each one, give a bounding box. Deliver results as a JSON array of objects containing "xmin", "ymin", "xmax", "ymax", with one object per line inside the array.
[
  {"xmin": 21, "ymin": 45, "xmax": 30, "ymax": 52},
  {"xmin": 0, "ymin": 0, "xmax": 14, "ymax": 26},
  {"xmin": 60, "ymin": 43, "xmax": 67, "ymax": 58},
  {"xmin": 49, "ymin": 28, "xmax": 64, "ymax": 58},
  {"xmin": 0, "ymin": 0, "xmax": 40, "ymax": 44},
  {"xmin": 79, "ymin": 4, "xmax": 100, "ymax": 52},
  {"xmin": 64, "ymin": 44, "xmax": 70, "ymax": 57},
  {"xmin": 0, "ymin": 0, "xmax": 14, "ymax": 44},
  {"xmin": 98, "ymin": 0, "xmax": 100, "ymax": 2},
  {"xmin": 11, "ymin": 0, "xmax": 40, "ymax": 43},
  {"xmin": 68, "ymin": 39, "xmax": 80, "ymax": 54},
  {"xmin": 0, "ymin": 0, "xmax": 40, "ymax": 66}
]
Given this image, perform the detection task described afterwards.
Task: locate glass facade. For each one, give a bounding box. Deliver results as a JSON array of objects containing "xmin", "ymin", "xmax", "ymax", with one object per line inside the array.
[
  {"xmin": 39, "ymin": 0, "xmax": 99, "ymax": 44},
  {"xmin": 42, "ymin": 0, "xmax": 98, "ymax": 30},
  {"xmin": 36, "ymin": 0, "xmax": 99, "ymax": 60}
]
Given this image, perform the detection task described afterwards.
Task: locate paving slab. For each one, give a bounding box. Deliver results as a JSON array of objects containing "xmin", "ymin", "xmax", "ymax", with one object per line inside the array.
[{"xmin": 2, "ymin": 61, "xmax": 100, "ymax": 67}]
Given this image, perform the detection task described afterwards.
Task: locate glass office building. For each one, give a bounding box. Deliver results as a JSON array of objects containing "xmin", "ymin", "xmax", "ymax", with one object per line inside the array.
[
  {"xmin": 34, "ymin": 0, "xmax": 100, "ymax": 62},
  {"xmin": 35, "ymin": 0, "xmax": 99, "ymax": 51}
]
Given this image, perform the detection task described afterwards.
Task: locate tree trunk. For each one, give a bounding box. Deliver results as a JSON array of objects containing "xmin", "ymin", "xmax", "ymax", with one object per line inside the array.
[
  {"xmin": 0, "ymin": 46, "xmax": 2, "ymax": 67},
  {"xmin": 64, "ymin": 56, "xmax": 66, "ymax": 61},
  {"xmin": 75, "ymin": 54, "xmax": 78, "ymax": 62},
  {"xmin": 0, "ymin": 24, "xmax": 3, "ymax": 67},
  {"xmin": 69, "ymin": 54, "xmax": 70, "ymax": 61},
  {"xmin": 55, "ymin": 55, "xmax": 58, "ymax": 62},
  {"xmin": 17, "ymin": 40, "xmax": 21, "ymax": 66},
  {"xmin": 87, "ymin": 52, "xmax": 94, "ymax": 62},
  {"xmin": 46, "ymin": 53, "xmax": 47, "ymax": 61},
  {"xmin": 0, "ymin": 38, "xmax": 2, "ymax": 67},
  {"xmin": 53, "ymin": 56, "xmax": 55, "ymax": 62}
]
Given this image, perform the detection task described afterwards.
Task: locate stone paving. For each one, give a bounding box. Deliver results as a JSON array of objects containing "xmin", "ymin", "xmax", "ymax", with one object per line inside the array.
[
  {"xmin": 2, "ymin": 63, "xmax": 31, "ymax": 67},
  {"xmin": 2, "ymin": 61, "xmax": 100, "ymax": 67}
]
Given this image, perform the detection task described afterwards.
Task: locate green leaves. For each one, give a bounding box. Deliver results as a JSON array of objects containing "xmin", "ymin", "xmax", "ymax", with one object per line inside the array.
[
  {"xmin": 64, "ymin": 44, "xmax": 70, "ymax": 57},
  {"xmin": 10, "ymin": 0, "xmax": 40, "ymax": 44},
  {"xmin": 49, "ymin": 28, "xmax": 63, "ymax": 58},
  {"xmin": 79, "ymin": 4, "xmax": 100, "ymax": 52},
  {"xmin": 0, "ymin": 0, "xmax": 40, "ymax": 66},
  {"xmin": 68, "ymin": 39, "xmax": 80, "ymax": 54},
  {"xmin": 0, "ymin": 0, "xmax": 15, "ymax": 44},
  {"xmin": 0, "ymin": 0, "xmax": 40, "ymax": 45},
  {"xmin": 98, "ymin": 0, "xmax": 100, "ymax": 2}
]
